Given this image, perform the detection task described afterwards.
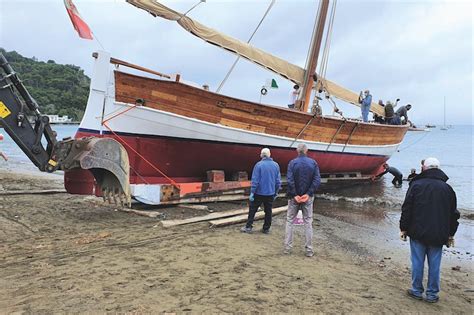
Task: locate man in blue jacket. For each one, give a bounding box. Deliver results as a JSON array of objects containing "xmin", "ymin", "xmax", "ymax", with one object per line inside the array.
[
  {"xmin": 284, "ymin": 143, "xmax": 321, "ymax": 257},
  {"xmin": 241, "ymin": 148, "xmax": 281, "ymax": 234},
  {"xmin": 359, "ymin": 89, "xmax": 372, "ymax": 122},
  {"xmin": 400, "ymin": 157, "xmax": 459, "ymax": 303}
]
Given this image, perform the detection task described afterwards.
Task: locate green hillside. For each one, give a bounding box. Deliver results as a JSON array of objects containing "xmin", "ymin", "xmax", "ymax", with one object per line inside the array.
[{"xmin": 0, "ymin": 48, "xmax": 90, "ymax": 121}]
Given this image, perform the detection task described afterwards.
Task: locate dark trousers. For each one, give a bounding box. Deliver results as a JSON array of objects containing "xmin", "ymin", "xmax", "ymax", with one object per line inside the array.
[
  {"xmin": 245, "ymin": 194, "xmax": 274, "ymax": 231},
  {"xmin": 392, "ymin": 175, "xmax": 403, "ymax": 186}
]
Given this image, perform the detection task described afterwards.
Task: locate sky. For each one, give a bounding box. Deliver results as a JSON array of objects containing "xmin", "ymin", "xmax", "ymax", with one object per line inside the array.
[{"xmin": 0, "ymin": 0, "xmax": 472, "ymax": 125}]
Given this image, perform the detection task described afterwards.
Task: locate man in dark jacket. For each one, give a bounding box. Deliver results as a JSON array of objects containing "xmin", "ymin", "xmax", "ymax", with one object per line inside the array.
[
  {"xmin": 395, "ymin": 104, "xmax": 412, "ymax": 125},
  {"xmin": 284, "ymin": 143, "xmax": 321, "ymax": 257},
  {"xmin": 400, "ymin": 157, "xmax": 460, "ymax": 303},
  {"xmin": 374, "ymin": 163, "xmax": 403, "ymax": 187},
  {"xmin": 241, "ymin": 148, "xmax": 281, "ymax": 234}
]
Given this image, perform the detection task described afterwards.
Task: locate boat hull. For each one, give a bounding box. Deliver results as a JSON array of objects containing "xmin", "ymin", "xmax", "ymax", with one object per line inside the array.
[{"xmin": 64, "ymin": 52, "xmax": 408, "ymax": 200}]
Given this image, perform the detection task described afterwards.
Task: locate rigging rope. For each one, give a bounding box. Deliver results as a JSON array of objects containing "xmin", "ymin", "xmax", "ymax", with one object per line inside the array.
[
  {"xmin": 319, "ymin": 0, "xmax": 337, "ymax": 79},
  {"xmin": 182, "ymin": 0, "xmax": 206, "ymax": 17},
  {"xmin": 101, "ymin": 103, "xmax": 180, "ymax": 188},
  {"xmin": 216, "ymin": 0, "xmax": 275, "ymax": 93}
]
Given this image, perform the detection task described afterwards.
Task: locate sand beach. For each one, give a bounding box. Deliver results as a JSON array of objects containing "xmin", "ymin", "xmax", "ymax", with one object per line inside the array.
[{"xmin": 0, "ymin": 170, "xmax": 472, "ymax": 313}]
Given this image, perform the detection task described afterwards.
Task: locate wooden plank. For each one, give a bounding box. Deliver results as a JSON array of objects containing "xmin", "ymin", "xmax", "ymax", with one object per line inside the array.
[
  {"xmin": 0, "ymin": 189, "xmax": 67, "ymax": 195},
  {"xmin": 151, "ymin": 90, "xmax": 178, "ymax": 102},
  {"xmin": 161, "ymin": 207, "xmax": 249, "ymax": 227},
  {"xmin": 209, "ymin": 206, "xmax": 288, "ymax": 227}
]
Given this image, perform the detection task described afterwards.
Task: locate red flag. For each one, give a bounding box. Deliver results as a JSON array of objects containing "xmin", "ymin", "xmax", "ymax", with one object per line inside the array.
[{"xmin": 64, "ymin": 0, "xmax": 93, "ymax": 40}]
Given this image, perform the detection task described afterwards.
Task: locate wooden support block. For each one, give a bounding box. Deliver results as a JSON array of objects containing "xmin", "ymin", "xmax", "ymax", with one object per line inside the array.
[
  {"xmin": 206, "ymin": 170, "xmax": 225, "ymax": 183},
  {"xmin": 209, "ymin": 206, "xmax": 288, "ymax": 227},
  {"xmin": 231, "ymin": 171, "xmax": 249, "ymax": 182}
]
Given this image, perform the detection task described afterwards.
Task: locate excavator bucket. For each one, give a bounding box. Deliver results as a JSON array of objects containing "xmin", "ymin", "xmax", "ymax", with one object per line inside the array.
[{"xmin": 56, "ymin": 137, "xmax": 131, "ymax": 207}]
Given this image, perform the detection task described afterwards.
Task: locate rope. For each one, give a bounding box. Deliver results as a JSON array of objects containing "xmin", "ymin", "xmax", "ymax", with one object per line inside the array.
[
  {"xmin": 397, "ymin": 130, "xmax": 430, "ymax": 152},
  {"xmin": 100, "ymin": 103, "xmax": 180, "ymax": 189},
  {"xmin": 182, "ymin": 0, "xmax": 206, "ymax": 17},
  {"xmin": 102, "ymin": 122, "xmax": 180, "ymax": 189},
  {"xmin": 216, "ymin": 0, "xmax": 275, "ymax": 93},
  {"xmin": 319, "ymin": 0, "xmax": 337, "ymax": 79}
]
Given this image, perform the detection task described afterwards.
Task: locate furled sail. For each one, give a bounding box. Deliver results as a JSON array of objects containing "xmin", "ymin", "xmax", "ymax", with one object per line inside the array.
[
  {"xmin": 127, "ymin": 0, "xmax": 384, "ymax": 116},
  {"xmin": 127, "ymin": 0, "xmax": 304, "ymax": 83}
]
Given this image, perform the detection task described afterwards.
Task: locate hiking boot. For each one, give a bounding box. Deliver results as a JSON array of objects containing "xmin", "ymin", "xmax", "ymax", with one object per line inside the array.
[
  {"xmin": 305, "ymin": 251, "xmax": 314, "ymax": 258},
  {"xmin": 406, "ymin": 289, "xmax": 422, "ymax": 300},
  {"xmin": 423, "ymin": 296, "xmax": 439, "ymax": 303},
  {"xmin": 240, "ymin": 226, "xmax": 253, "ymax": 234},
  {"xmin": 261, "ymin": 229, "xmax": 270, "ymax": 234}
]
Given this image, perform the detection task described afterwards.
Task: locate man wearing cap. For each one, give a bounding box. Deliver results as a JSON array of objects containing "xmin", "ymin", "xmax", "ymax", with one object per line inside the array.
[
  {"xmin": 0, "ymin": 133, "xmax": 7, "ymax": 161},
  {"xmin": 359, "ymin": 89, "xmax": 372, "ymax": 122},
  {"xmin": 400, "ymin": 157, "xmax": 460, "ymax": 303},
  {"xmin": 241, "ymin": 148, "xmax": 281, "ymax": 234},
  {"xmin": 284, "ymin": 143, "xmax": 321, "ymax": 257}
]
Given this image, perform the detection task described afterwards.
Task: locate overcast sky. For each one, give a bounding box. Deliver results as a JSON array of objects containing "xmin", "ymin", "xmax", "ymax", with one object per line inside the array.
[{"xmin": 0, "ymin": 0, "xmax": 472, "ymax": 125}]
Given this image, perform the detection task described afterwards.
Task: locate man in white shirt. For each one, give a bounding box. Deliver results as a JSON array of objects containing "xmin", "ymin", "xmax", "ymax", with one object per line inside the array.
[{"xmin": 288, "ymin": 84, "xmax": 300, "ymax": 109}]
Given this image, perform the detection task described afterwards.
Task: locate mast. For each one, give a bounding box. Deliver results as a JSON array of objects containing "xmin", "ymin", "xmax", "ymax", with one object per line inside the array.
[
  {"xmin": 297, "ymin": 0, "xmax": 330, "ymax": 112},
  {"xmin": 443, "ymin": 96, "xmax": 446, "ymax": 128}
]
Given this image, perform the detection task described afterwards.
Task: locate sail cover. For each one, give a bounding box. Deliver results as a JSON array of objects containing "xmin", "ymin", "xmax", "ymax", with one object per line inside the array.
[{"xmin": 126, "ymin": 0, "xmax": 384, "ymax": 116}]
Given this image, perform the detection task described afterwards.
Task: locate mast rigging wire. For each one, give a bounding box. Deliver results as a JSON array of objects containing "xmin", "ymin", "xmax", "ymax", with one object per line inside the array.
[{"xmin": 216, "ymin": 0, "xmax": 276, "ymax": 93}]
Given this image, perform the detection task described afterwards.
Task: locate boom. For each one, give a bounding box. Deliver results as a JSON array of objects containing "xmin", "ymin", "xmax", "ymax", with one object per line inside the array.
[{"xmin": 0, "ymin": 53, "xmax": 131, "ymax": 206}]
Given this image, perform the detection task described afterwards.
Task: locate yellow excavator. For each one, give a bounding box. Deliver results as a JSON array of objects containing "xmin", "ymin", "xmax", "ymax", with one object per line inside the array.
[{"xmin": 0, "ymin": 53, "xmax": 131, "ymax": 206}]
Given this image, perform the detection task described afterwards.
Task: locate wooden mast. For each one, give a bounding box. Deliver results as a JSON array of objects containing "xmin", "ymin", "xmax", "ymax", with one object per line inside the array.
[{"xmin": 297, "ymin": 0, "xmax": 330, "ymax": 112}]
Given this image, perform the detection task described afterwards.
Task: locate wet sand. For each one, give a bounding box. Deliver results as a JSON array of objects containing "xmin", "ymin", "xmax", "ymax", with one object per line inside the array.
[{"xmin": 0, "ymin": 170, "xmax": 472, "ymax": 313}]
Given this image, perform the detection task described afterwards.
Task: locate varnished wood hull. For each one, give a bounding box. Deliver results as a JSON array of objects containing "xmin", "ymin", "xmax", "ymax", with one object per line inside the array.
[{"xmin": 66, "ymin": 55, "xmax": 408, "ymax": 198}]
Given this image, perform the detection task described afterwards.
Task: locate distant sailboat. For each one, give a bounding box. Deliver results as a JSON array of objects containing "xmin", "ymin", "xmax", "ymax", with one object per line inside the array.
[{"xmin": 440, "ymin": 96, "xmax": 448, "ymax": 130}]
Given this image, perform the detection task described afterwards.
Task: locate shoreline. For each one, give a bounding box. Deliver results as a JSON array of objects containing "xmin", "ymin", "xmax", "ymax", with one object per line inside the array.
[{"xmin": 0, "ymin": 170, "xmax": 472, "ymax": 313}]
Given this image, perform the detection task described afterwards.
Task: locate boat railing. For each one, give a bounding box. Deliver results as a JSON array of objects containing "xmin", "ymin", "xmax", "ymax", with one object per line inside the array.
[{"xmin": 92, "ymin": 52, "xmax": 172, "ymax": 80}]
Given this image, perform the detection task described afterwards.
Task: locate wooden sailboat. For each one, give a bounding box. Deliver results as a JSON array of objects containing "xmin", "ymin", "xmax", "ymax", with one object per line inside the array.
[{"xmin": 65, "ymin": 0, "xmax": 409, "ymax": 203}]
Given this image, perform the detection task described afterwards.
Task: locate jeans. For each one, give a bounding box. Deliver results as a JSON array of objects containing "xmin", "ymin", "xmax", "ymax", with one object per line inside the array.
[
  {"xmin": 410, "ymin": 238, "xmax": 442, "ymax": 300},
  {"xmin": 284, "ymin": 196, "xmax": 314, "ymax": 253},
  {"xmin": 245, "ymin": 194, "xmax": 274, "ymax": 231},
  {"xmin": 361, "ymin": 104, "xmax": 370, "ymax": 122}
]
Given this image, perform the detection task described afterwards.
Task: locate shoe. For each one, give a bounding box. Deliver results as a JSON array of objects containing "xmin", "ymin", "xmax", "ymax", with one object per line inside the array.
[
  {"xmin": 406, "ymin": 289, "xmax": 422, "ymax": 300},
  {"xmin": 305, "ymin": 251, "xmax": 314, "ymax": 258},
  {"xmin": 261, "ymin": 229, "xmax": 270, "ymax": 234},
  {"xmin": 240, "ymin": 226, "xmax": 253, "ymax": 234},
  {"xmin": 423, "ymin": 296, "xmax": 439, "ymax": 303},
  {"xmin": 283, "ymin": 248, "xmax": 291, "ymax": 255}
]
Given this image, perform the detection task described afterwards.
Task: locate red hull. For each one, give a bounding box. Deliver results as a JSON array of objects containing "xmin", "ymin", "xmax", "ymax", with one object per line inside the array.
[{"xmin": 65, "ymin": 130, "xmax": 388, "ymax": 195}]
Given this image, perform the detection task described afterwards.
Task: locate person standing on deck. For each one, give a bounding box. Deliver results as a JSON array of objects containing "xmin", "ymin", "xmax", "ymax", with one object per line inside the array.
[
  {"xmin": 395, "ymin": 104, "xmax": 412, "ymax": 125},
  {"xmin": 373, "ymin": 163, "xmax": 403, "ymax": 187},
  {"xmin": 400, "ymin": 157, "xmax": 459, "ymax": 303},
  {"xmin": 284, "ymin": 143, "xmax": 321, "ymax": 257},
  {"xmin": 241, "ymin": 148, "xmax": 281, "ymax": 234},
  {"xmin": 384, "ymin": 101, "xmax": 396, "ymax": 124},
  {"xmin": 288, "ymin": 84, "xmax": 300, "ymax": 109},
  {"xmin": 373, "ymin": 100, "xmax": 385, "ymax": 123},
  {"xmin": 359, "ymin": 90, "xmax": 372, "ymax": 122}
]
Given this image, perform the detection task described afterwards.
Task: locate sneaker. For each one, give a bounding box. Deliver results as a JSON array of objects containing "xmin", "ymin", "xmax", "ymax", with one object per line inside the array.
[
  {"xmin": 261, "ymin": 229, "xmax": 270, "ymax": 234},
  {"xmin": 240, "ymin": 226, "xmax": 253, "ymax": 234},
  {"xmin": 406, "ymin": 289, "xmax": 422, "ymax": 300},
  {"xmin": 305, "ymin": 251, "xmax": 314, "ymax": 258},
  {"xmin": 423, "ymin": 296, "xmax": 439, "ymax": 303}
]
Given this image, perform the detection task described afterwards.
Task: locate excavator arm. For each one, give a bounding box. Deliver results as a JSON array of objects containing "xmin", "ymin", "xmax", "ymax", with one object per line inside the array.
[{"xmin": 0, "ymin": 53, "xmax": 131, "ymax": 206}]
